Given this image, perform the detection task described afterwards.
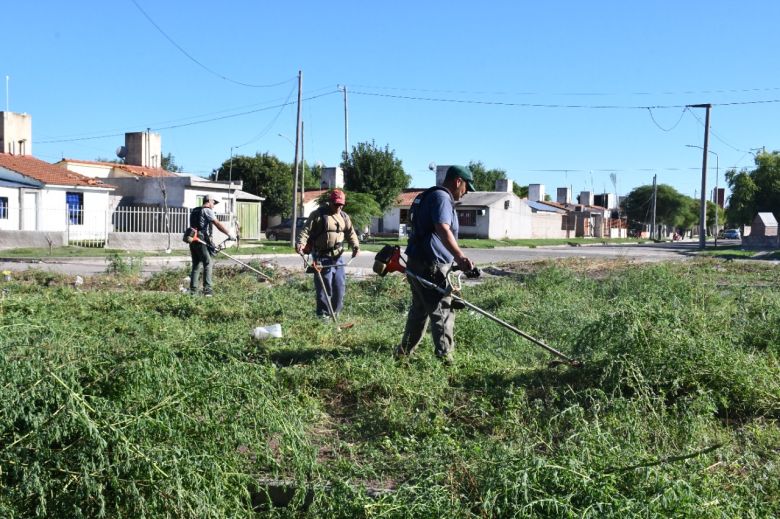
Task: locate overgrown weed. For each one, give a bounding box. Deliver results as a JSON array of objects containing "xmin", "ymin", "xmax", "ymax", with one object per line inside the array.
[{"xmin": 1, "ymin": 260, "xmax": 778, "ymax": 517}]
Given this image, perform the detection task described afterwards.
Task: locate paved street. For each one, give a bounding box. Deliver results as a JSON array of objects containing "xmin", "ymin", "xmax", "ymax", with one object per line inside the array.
[{"xmin": 0, "ymin": 241, "xmax": 722, "ymax": 278}]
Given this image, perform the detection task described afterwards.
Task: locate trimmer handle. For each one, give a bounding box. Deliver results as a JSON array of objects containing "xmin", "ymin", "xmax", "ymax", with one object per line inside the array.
[{"xmin": 452, "ymin": 264, "xmax": 481, "ymax": 279}]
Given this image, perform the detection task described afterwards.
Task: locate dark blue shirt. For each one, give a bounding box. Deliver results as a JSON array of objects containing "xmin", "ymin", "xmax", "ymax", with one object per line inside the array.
[{"xmin": 406, "ymin": 188, "xmax": 458, "ymax": 264}]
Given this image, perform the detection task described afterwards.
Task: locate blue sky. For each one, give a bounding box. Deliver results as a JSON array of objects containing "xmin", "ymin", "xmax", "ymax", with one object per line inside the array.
[{"xmin": 4, "ymin": 1, "xmax": 779, "ymax": 202}]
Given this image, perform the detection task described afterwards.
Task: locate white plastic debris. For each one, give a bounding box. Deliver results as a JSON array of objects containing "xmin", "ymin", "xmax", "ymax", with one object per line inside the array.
[
  {"xmin": 74, "ymin": 275, "xmax": 84, "ymax": 287},
  {"xmin": 251, "ymin": 324, "xmax": 283, "ymax": 341}
]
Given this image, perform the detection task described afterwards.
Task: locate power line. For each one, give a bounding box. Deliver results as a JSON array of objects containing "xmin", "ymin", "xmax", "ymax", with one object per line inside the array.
[
  {"xmin": 128, "ymin": 0, "xmax": 295, "ymax": 88},
  {"xmin": 37, "ymin": 90, "xmax": 340, "ymax": 144},
  {"xmin": 350, "ymin": 89, "xmax": 780, "ymax": 110},
  {"xmin": 233, "ymin": 84, "xmax": 298, "ymax": 149},
  {"xmin": 348, "ymin": 83, "xmax": 780, "ymax": 98}
]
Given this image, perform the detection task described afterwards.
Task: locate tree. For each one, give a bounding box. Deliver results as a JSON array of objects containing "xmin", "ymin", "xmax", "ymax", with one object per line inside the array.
[
  {"xmin": 161, "ymin": 153, "xmax": 184, "ymax": 172},
  {"xmin": 468, "ymin": 161, "xmax": 506, "ymax": 191},
  {"xmin": 314, "ymin": 190, "xmax": 382, "ymax": 234},
  {"xmin": 725, "ymin": 150, "xmax": 780, "ymax": 225},
  {"xmin": 342, "ymin": 141, "xmax": 410, "ymax": 211},
  {"xmin": 622, "ymin": 184, "xmax": 694, "ymax": 230},
  {"xmin": 215, "ymin": 153, "xmax": 293, "ymax": 217}
]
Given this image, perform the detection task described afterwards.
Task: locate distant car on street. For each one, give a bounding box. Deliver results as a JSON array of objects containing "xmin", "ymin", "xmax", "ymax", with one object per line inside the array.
[
  {"xmin": 723, "ymin": 229, "xmax": 741, "ymax": 239},
  {"xmin": 265, "ymin": 217, "xmax": 307, "ymax": 241}
]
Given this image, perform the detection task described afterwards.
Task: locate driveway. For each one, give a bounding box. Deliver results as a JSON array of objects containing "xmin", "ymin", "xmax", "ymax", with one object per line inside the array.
[{"xmin": 0, "ymin": 242, "xmax": 703, "ymax": 278}]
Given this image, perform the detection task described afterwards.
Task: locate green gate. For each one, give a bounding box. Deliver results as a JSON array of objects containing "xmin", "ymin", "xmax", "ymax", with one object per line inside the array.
[{"xmin": 237, "ymin": 202, "xmax": 260, "ymax": 239}]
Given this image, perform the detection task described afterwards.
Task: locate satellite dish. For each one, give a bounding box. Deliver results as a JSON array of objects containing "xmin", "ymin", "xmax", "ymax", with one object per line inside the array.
[
  {"xmin": 428, "ymin": 162, "xmax": 436, "ymax": 171},
  {"xmin": 316, "ymin": 160, "xmax": 324, "ymax": 168},
  {"xmin": 116, "ymin": 146, "xmax": 127, "ymax": 159}
]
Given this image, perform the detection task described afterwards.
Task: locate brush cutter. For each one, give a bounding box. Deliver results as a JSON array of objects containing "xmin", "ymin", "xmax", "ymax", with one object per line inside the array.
[
  {"xmin": 191, "ymin": 237, "xmax": 273, "ymax": 281},
  {"xmin": 299, "ymin": 253, "xmax": 355, "ymax": 329},
  {"xmin": 373, "ymin": 245, "xmax": 582, "ymax": 368}
]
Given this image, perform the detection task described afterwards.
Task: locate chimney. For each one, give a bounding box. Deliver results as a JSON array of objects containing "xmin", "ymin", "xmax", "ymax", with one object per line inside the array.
[
  {"xmin": 1, "ymin": 111, "xmax": 32, "ymax": 156},
  {"xmin": 495, "ymin": 178, "xmax": 513, "ymax": 192},
  {"xmin": 556, "ymin": 187, "xmax": 571, "ymax": 204},
  {"xmin": 579, "ymin": 191, "xmax": 593, "ymax": 206},
  {"xmin": 124, "ymin": 131, "xmax": 162, "ymax": 168},
  {"xmin": 528, "ymin": 184, "xmax": 545, "ymax": 202},
  {"xmin": 320, "ymin": 166, "xmax": 344, "ymax": 189}
]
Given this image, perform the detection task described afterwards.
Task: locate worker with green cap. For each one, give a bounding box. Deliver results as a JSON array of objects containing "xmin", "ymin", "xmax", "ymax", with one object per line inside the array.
[{"xmin": 396, "ymin": 165, "xmax": 475, "ymax": 364}]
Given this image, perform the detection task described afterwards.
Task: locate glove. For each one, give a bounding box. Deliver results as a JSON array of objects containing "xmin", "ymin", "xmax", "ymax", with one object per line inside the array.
[
  {"xmin": 351, "ymin": 246, "xmax": 360, "ymax": 258},
  {"xmin": 228, "ymin": 235, "xmax": 237, "ymax": 241}
]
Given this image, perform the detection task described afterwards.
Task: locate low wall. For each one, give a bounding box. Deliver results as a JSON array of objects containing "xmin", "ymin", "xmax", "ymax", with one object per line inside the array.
[
  {"xmin": 743, "ymin": 235, "xmax": 779, "ymax": 249},
  {"xmin": 0, "ymin": 231, "xmax": 68, "ymax": 250},
  {"xmin": 106, "ymin": 232, "xmax": 190, "ymax": 251},
  {"xmin": 106, "ymin": 229, "xmax": 232, "ymax": 251}
]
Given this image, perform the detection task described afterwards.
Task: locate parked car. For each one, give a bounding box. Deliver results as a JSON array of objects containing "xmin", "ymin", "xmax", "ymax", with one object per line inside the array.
[
  {"xmin": 265, "ymin": 217, "xmax": 308, "ymax": 241},
  {"xmin": 723, "ymin": 228, "xmax": 741, "ymax": 239}
]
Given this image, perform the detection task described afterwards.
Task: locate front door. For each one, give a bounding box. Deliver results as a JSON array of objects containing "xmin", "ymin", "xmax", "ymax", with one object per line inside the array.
[
  {"xmin": 237, "ymin": 202, "xmax": 259, "ymax": 239},
  {"xmin": 21, "ymin": 191, "xmax": 37, "ymax": 230}
]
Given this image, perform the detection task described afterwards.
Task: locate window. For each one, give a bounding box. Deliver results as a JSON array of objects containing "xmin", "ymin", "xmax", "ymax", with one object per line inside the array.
[
  {"xmin": 0, "ymin": 197, "xmax": 7, "ymax": 219},
  {"xmin": 399, "ymin": 209, "xmax": 409, "ymax": 224},
  {"xmin": 458, "ymin": 209, "xmax": 477, "ymax": 227},
  {"xmin": 504, "ymin": 200, "xmax": 510, "ymax": 210},
  {"xmin": 66, "ymin": 192, "xmax": 83, "ymax": 225}
]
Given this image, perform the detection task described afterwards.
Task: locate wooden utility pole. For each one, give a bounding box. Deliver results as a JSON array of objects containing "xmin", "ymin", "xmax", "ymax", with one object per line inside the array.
[
  {"xmin": 651, "ymin": 174, "xmax": 657, "ymax": 240},
  {"xmin": 340, "ymin": 85, "xmax": 349, "ymax": 161},
  {"xmin": 291, "ymin": 70, "xmax": 303, "ymax": 247},
  {"xmin": 688, "ymin": 103, "xmax": 712, "ymax": 250},
  {"xmin": 300, "ymin": 121, "xmax": 305, "ymax": 216}
]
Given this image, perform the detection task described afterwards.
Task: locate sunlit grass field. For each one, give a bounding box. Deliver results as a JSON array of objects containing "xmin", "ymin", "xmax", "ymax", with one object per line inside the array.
[{"xmin": 1, "ymin": 259, "xmax": 778, "ymax": 517}]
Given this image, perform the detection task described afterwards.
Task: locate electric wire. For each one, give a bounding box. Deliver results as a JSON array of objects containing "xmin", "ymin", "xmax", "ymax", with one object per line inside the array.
[
  {"xmin": 233, "ymin": 83, "xmax": 298, "ymax": 149},
  {"xmin": 349, "ymin": 89, "xmax": 780, "ymax": 110},
  {"xmin": 128, "ymin": 0, "xmax": 295, "ymax": 88},
  {"xmin": 348, "ymin": 83, "xmax": 780, "ymax": 98},
  {"xmin": 647, "ymin": 107, "xmax": 687, "ymax": 132},
  {"xmin": 685, "ymin": 108, "xmax": 748, "ymax": 154},
  {"xmin": 37, "ymin": 90, "xmax": 340, "ymax": 144}
]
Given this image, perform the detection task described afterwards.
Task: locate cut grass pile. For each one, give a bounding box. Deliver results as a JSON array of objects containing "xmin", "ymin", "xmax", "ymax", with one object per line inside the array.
[{"xmin": 1, "ymin": 259, "xmax": 778, "ymax": 517}]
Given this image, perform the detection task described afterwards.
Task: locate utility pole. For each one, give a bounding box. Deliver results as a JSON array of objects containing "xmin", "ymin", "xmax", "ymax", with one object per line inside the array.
[
  {"xmin": 300, "ymin": 121, "xmax": 305, "ymax": 216},
  {"xmin": 339, "ymin": 85, "xmax": 349, "ymax": 161},
  {"xmin": 291, "ymin": 70, "xmax": 303, "ymax": 248},
  {"xmin": 688, "ymin": 103, "xmax": 712, "ymax": 250},
  {"xmin": 651, "ymin": 174, "xmax": 657, "ymax": 240}
]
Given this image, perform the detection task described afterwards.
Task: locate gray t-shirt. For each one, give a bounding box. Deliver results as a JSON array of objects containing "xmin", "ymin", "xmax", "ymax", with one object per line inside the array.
[{"xmin": 406, "ymin": 188, "xmax": 458, "ymax": 264}]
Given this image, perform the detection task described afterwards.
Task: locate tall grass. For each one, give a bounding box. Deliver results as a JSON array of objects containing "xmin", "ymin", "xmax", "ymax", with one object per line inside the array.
[{"xmin": 1, "ymin": 261, "xmax": 778, "ymax": 517}]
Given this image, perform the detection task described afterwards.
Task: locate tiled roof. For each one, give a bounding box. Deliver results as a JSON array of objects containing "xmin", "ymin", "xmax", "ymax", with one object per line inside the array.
[
  {"xmin": 396, "ymin": 189, "xmax": 425, "ymax": 206},
  {"xmin": 303, "ymin": 189, "xmax": 328, "ymax": 203},
  {"xmin": 0, "ymin": 154, "xmax": 115, "ymax": 188},
  {"xmin": 61, "ymin": 158, "xmax": 178, "ymax": 178}
]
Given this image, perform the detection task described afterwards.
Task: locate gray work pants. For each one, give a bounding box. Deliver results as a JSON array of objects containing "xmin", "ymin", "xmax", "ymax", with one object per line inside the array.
[
  {"xmin": 399, "ymin": 257, "xmax": 455, "ymax": 358},
  {"xmin": 189, "ymin": 241, "xmax": 213, "ymax": 295}
]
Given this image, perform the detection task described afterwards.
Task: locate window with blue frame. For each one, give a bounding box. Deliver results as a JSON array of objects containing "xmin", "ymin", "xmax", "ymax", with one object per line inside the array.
[
  {"xmin": 0, "ymin": 197, "xmax": 8, "ymax": 219},
  {"xmin": 66, "ymin": 192, "xmax": 83, "ymax": 225}
]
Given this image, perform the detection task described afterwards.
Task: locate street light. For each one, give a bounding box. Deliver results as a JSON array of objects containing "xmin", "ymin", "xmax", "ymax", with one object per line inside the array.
[{"xmin": 686, "ymin": 144, "xmax": 719, "ymax": 246}]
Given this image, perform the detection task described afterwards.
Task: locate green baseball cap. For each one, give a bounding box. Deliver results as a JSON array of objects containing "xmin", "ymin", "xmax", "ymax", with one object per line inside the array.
[{"xmin": 445, "ymin": 165, "xmax": 476, "ymax": 192}]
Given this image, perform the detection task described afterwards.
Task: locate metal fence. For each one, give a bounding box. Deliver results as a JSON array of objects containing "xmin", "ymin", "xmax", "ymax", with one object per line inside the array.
[
  {"xmin": 112, "ymin": 206, "xmax": 190, "ymax": 234},
  {"xmin": 3, "ymin": 205, "xmax": 234, "ymax": 248}
]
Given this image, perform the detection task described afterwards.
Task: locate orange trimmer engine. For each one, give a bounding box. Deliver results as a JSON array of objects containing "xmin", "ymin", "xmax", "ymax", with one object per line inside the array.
[{"xmin": 372, "ymin": 245, "xmax": 406, "ymax": 276}]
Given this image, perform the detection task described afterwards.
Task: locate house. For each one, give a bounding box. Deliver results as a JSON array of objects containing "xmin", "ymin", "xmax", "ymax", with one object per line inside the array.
[
  {"xmin": 58, "ymin": 132, "xmax": 265, "ymax": 240},
  {"xmin": 743, "ymin": 212, "xmax": 779, "ymax": 249},
  {"xmin": 0, "ymin": 152, "xmax": 115, "ymax": 248},
  {"xmin": 373, "ymin": 169, "xmax": 532, "ymax": 239}
]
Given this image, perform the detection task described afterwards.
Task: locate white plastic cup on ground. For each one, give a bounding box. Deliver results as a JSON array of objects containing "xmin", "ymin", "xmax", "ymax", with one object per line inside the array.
[{"xmin": 252, "ymin": 323, "xmax": 283, "ymax": 340}]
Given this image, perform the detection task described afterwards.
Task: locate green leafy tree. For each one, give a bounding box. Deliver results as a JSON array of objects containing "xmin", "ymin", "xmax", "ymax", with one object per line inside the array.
[
  {"xmin": 215, "ymin": 153, "xmax": 293, "ymax": 217},
  {"xmin": 468, "ymin": 161, "xmax": 506, "ymax": 191},
  {"xmin": 725, "ymin": 150, "xmax": 780, "ymax": 225},
  {"xmin": 514, "ymin": 184, "xmax": 529, "ymax": 198},
  {"xmin": 622, "ymin": 184, "xmax": 694, "ymax": 229},
  {"xmin": 342, "ymin": 141, "xmax": 410, "ymax": 211},
  {"xmin": 315, "ymin": 190, "xmax": 382, "ymax": 234},
  {"xmin": 161, "ymin": 153, "xmax": 184, "ymax": 172}
]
